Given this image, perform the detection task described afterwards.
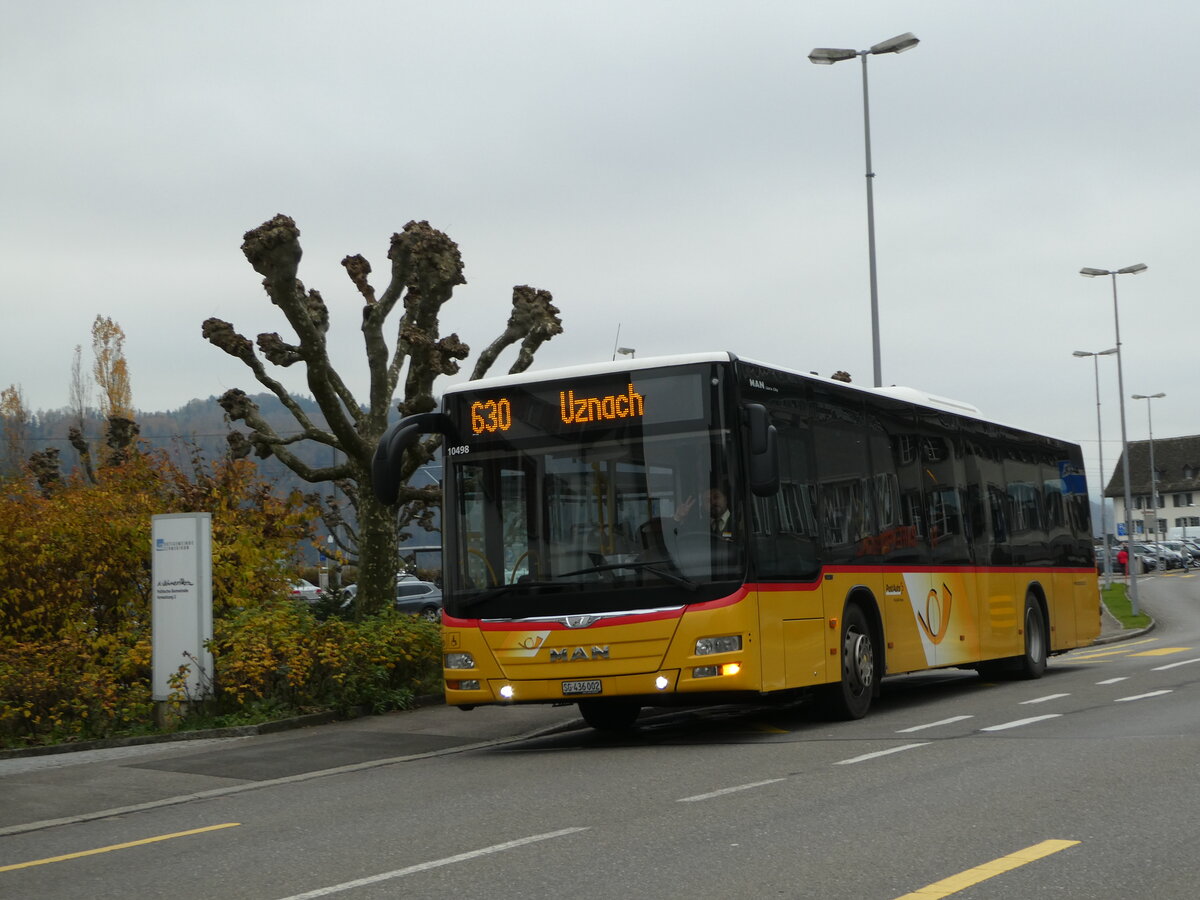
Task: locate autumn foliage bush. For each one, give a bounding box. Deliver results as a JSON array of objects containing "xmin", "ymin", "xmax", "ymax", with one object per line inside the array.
[
  {"xmin": 211, "ymin": 601, "xmax": 441, "ymax": 714},
  {"xmin": 0, "ymin": 448, "xmax": 441, "ymax": 748}
]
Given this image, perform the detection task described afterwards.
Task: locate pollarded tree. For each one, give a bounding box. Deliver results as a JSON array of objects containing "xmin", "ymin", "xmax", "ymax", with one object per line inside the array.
[{"xmin": 202, "ymin": 215, "xmax": 561, "ymax": 616}]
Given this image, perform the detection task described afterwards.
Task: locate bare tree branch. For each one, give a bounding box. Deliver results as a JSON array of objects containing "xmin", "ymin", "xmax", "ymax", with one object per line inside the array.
[
  {"xmin": 204, "ymin": 214, "xmax": 562, "ymax": 616},
  {"xmin": 472, "ymin": 286, "xmax": 562, "ymax": 380}
]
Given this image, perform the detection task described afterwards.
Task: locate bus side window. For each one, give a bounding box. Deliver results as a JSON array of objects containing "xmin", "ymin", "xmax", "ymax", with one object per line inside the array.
[{"xmin": 751, "ymin": 415, "xmax": 819, "ymax": 582}]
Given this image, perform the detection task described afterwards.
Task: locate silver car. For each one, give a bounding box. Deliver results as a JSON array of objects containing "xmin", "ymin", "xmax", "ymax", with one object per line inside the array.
[
  {"xmin": 289, "ymin": 579, "xmax": 324, "ymax": 603},
  {"xmin": 394, "ymin": 580, "xmax": 443, "ymax": 621}
]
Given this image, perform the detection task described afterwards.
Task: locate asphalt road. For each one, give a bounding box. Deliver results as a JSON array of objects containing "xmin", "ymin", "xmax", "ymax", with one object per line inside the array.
[{"xmin": 3, "ymin": 572, "xmax": 1198, "ymax": 899}]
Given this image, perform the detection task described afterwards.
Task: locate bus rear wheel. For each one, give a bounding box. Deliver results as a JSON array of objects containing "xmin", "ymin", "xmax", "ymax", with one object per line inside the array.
[
  {"xmin": 578, "ymin": 699, "xmax": 641, "ymax": 732},
  {"xmin": 819, "ymin": 603, "xmax": 876, "ymax": 720},
  {"xmin": 1016, "ymin": 592, "xmax": 1047, "ymax": 679}
]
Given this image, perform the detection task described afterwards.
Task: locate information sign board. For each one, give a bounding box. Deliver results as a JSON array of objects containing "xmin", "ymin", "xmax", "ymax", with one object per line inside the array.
[{"xmin": 151, "ymin": 513, "xmax": 213, "ymax": 701}]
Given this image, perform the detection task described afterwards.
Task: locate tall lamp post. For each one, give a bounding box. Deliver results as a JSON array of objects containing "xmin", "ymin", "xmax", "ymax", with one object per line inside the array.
[
  {"xmin": 810, "ymin": 32, "xmax": 919, "ymax": 389},
  {"xmin": 1132, "ymin": 392, "xmax": 1166, "ymax": 571},
  {"xmin": 1074, "ymin": 347, "xmax": 1118, "ymax": 585},
  {"xmin": 1080, "ymin": 263, "xmax": 1147, "ymax": 614}
]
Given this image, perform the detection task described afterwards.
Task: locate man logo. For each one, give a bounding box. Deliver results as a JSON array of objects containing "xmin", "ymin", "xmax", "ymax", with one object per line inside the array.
[{"xmin": 549, "ymin": 646, "xmax": 610, "ymax": 662}]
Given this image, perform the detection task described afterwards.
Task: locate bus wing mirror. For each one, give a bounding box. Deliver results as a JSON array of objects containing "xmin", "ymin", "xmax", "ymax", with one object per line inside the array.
[
  {"xmin": 745, "ymin": 403, "xmax": 779, "ymax": 497},
  {"xmin": 371, "ymin": 412, "xmax": 456, "ymax": 505}
]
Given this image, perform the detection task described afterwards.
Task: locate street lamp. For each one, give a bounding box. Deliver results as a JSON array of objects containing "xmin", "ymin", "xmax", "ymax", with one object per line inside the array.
[
  {"xmin": 810, "ymin": 32, "xmax": 920, "ymax": 389},
  {"xmin": 1073, "ymin": 347, "xmax": 1118, "ymax": 585},
  {"xmin": 1080, "ymin": 263, "xmax": 1147, "ymax": 613},
  {"xmin": 1132, "ymin": 392, "xmax": 1166, "ymax": 569}
]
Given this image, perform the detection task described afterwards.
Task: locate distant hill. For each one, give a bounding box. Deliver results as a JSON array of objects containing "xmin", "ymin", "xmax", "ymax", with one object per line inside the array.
[
  {"xmin": 24, "ymin": 394, "xmax": 441, "ymax": 552},
  {"xmin": 27, "ymin": 393, "xmax": 333, "ymax": 497}
]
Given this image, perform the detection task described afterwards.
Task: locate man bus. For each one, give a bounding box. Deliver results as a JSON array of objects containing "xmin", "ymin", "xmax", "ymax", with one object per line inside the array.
[{"xmin": 374, "ymin": 352, "xmax": 1100, "ymax": 731}]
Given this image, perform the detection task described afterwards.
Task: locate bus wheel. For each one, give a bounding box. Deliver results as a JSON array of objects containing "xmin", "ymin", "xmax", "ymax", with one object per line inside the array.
[
  {"xmin": 578, "ymin": 699, "xmax": 641, "ymax": 732},
  {"xmin": 1016, "ymin": 592, "xmax": 1047, "ymax": 679},
  {"xmin": 821, "ymin": 603, "xmax": 876, "ymax": 720}
]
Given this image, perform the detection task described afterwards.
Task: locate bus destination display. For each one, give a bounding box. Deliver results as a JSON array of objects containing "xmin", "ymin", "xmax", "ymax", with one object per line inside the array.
[
  {"xmin": 454, "ymin": 369, "xmax": 707, "ymax": 444},
  {"xmin": 469, "ymin": 383, "xmax": 646, "ymax": 436}
]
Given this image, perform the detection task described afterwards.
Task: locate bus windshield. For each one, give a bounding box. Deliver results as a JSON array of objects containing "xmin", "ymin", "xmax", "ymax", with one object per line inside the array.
[{"xmin": 443, "ymin": 364, "xmax": 743, "ymax": 619}]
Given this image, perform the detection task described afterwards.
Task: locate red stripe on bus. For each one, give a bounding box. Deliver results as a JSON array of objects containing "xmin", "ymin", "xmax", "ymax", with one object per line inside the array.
[
  {"xmin": 444, "ymin": 566, "xmax": 1095, "ymax": 628},
  {"xmin": 444, "ymin": 586, "xmax": 754, "ymax": 630}
]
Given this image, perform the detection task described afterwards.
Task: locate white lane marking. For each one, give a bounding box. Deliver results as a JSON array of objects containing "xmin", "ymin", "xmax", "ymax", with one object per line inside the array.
[
  {"xmin": 896, "ymin": 715, "xmax": 973, "ymax": 733},
  {"xmin": 980, "ymin": 715, "xmax": 1062, "ymax": 732},
  {"xmin": 1021, "ymin": 693, "xmax": 1071, "ymax": 705},
  {"xmin": 273, "ymin": 828, "xmax": 589, "ymax": 899},
  {"xmin": 678, "ymin": 778, "xmax": 786, "ymax": 802},
  {"xmin": 1152, "ymin": 657, "xmax": 1200, "ymax": 671},
  {"xmin": 1096, "ymin": 677, "xmax": 1128, "ymax": 684},
  {"xmin": 1115, "ymin": 690, "xmax": 1173, "ymax": 702},
  {"xmin": 835, "ymin": 743, "xmax": 929, "ymax": 765}
]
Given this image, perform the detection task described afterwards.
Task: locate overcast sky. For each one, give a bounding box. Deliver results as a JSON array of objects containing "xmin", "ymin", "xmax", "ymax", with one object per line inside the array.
[{"xmin": 2, "ymin": 1, "xmax": 1195, "ymax": 498}]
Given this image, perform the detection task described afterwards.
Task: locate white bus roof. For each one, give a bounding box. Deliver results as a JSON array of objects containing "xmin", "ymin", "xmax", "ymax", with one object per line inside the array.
[
  {"xmin": 441, "ymin": 351, "xmax": 1046, "ymax": 433},
  {"xmin": 442, "ymin": 352, "xmax": 734, "ymax": 394}
]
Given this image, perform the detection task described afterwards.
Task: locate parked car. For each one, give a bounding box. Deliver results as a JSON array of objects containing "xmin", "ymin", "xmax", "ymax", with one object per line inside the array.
[
  {"xmin": 1130, "ymin": 544, "xmax": 1165, "ymax": 572},
  {"xmin": 1109, "ymin": 544, "xmax": 1156, "ymax": 574},
  {"xmin": 289, "ymin": 579, "xmax": 324, "ymax": 603},
  {"xmin": 339, "ymin": 580, "xmax": 442, "ymax": 621},
  {"xmin": 1094, "ymin": 543, "xmax": 1117, "ymax": 574},
  {"xmin": 1162, "ymin": 540, "xmax": 1198, "ymax": 566},
  {"xmin": 1138, "ymin": 542, "xmax": 1184, "ymax": 570},
  {"xmin": 394, "ymin": 580, "xmax": 443, "ymax": 621}
]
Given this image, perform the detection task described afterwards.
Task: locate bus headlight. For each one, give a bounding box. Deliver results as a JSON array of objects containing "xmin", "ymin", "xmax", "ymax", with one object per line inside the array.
[
  {"xmin": 693, "ymin": 662, "xmax": 742, "ymax": 679},
  {"xmin": 445, "ymin": 652, "xmax": 476, "ymax": 669},
  {"xmin": 695, "ymin": 635, "xmax": 742, "ymax": 655}
]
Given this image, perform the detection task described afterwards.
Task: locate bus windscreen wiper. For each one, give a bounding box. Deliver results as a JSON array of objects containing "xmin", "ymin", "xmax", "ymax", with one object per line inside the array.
[
  {"xmin": 456, "ymin": 581, "xmax": 563, "ymax": 608},
  {"xmin": 558, "ymin": 561, "xmax": 697, "ymax": 591}
]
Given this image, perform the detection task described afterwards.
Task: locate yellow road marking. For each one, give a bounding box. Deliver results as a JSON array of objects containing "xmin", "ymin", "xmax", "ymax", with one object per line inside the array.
[
  {"xmin": 892, "ymin": 839, "xmax": 1080, "ymax": 899},
  {"xmin": 1065, "ymin": 639, "xmax": 1161, "ymax": 661},
  {"xmin": 1059, "ymin": 651, "xmax": 1130, "ymax": 663},
  {"xmin": 1130, "ymin": 647, "xmax": 1190, "ymax": 657},
  {"xmin": 0, "ymin": 823, "xmax": 240, "ymax": 873}
]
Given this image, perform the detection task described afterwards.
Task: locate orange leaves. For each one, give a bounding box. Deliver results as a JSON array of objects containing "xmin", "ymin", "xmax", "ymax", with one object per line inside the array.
[{"xmin": 0, "ymin": 446, "xmax": 318, "ymax": 747}]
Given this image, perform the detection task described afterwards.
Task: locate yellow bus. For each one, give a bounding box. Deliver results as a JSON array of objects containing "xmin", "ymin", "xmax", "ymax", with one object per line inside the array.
[{"xmin": 374, "ymin": 352, "xmax": 1100, "ymax": 730}]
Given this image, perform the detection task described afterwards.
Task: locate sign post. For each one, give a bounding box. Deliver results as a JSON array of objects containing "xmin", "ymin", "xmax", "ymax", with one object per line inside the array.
[{"xmin": 152, "ymin": 513, "xmax": 213, "ymax": 719}]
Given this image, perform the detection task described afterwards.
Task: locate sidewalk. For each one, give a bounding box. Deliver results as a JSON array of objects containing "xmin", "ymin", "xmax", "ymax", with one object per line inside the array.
[{"xmin": 0, "ymin": 702, "xmax": 581, "ymax": 836}]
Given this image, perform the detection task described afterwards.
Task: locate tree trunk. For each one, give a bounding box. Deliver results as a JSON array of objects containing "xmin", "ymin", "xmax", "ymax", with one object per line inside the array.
[{"xmin": 354, "ymin": 478, "xmax": 399, "ymax": 618}]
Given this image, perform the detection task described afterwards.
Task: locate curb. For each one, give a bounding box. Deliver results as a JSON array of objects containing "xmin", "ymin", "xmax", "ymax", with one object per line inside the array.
[
  {"xmin": 0, "ymin": 695, "xmax": 445, "ymax": 761},
  {"xmin": 0, "ymin": 710, "xmax": 340, "ymax": 761},
  {"xmin": 1091, "ymin": 619, "xmax": 1155, "ymax": 646}
]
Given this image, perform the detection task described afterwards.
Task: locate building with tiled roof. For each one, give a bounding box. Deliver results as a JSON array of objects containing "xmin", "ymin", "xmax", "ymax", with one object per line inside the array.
[{"xmin": 1104, "ymin": 434, "xmax": 1200, "ymax": 540}]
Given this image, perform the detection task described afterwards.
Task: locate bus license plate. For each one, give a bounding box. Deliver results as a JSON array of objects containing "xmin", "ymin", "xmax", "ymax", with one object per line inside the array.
[{"xmin": 561, "ymin": 679, "xmax": 602, "ymax": 696}]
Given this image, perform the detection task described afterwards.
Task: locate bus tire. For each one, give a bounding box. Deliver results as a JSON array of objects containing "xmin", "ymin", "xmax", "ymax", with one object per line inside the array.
[
  {"xmin": 1016, "ymin": 592, "xmax": 1047, "ymax": 679},
  {"xmin": 820, "ymin": 602, "xmax": 876, "ymax": 720},
  {"xmin": 578, "ymin": 699, "xmax": 641, "ymax": 732}
]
